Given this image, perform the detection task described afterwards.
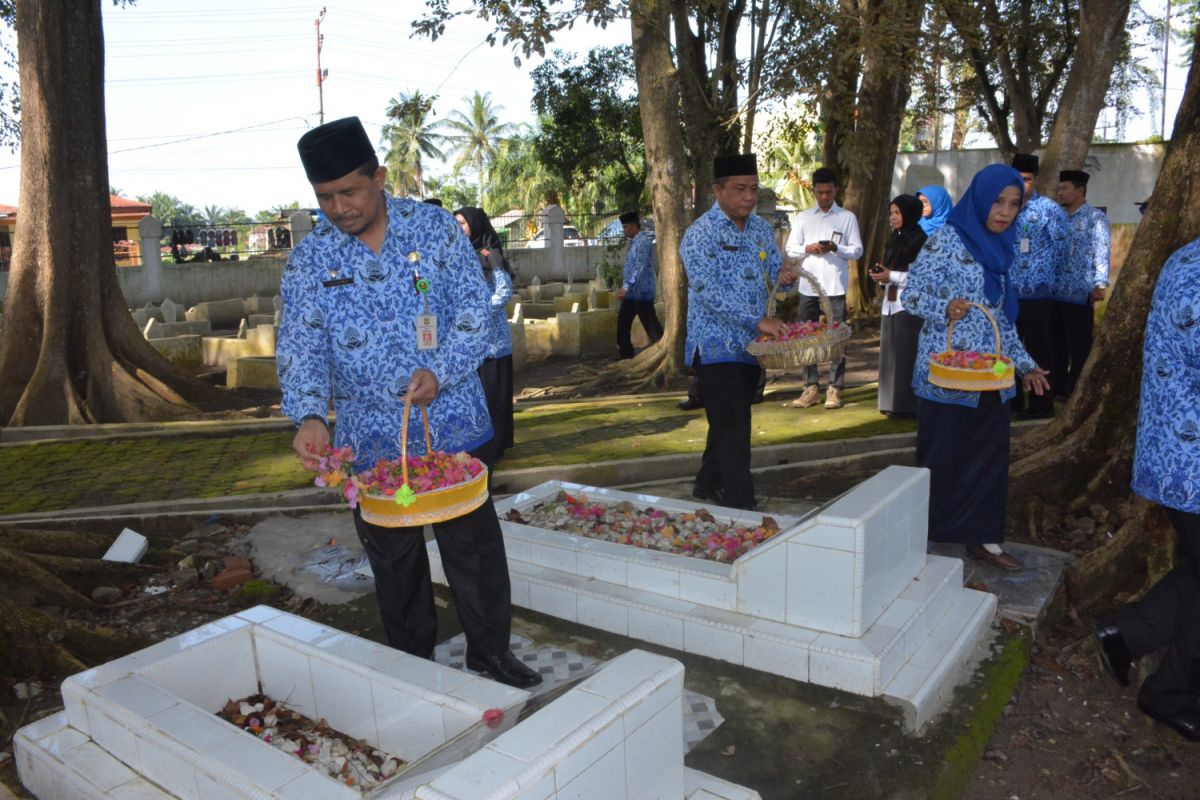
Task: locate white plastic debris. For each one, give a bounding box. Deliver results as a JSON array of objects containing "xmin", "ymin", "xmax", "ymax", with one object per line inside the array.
[{"xmin": 102, "ymin": 528, "xmax": 148, "ymax": 564}]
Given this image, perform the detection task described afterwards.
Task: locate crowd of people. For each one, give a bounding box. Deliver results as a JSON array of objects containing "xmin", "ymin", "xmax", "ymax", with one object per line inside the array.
[{"xmin": 275, "ymin": 116, "xmax": 1199, "ymax": 739}]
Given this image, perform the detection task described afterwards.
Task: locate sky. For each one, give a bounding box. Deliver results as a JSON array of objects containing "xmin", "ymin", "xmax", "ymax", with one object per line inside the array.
[
  {"xmin": 0, "ymin": 1, "xmax": 1189, "ymax": 215},
  {"xmin": 0, "ymin": 0, "xmax": 628, "ymax": 214}
]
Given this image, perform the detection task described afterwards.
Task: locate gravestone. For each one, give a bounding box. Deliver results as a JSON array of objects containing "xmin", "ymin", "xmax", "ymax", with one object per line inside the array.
[
  {"xmin": 236, "ymin": 319, "xmax": 248, "ymax": 339},
  {"xmin": 529, "ymin": 275, "xmax": 542, "ymax": 302},
  {"xmin": 570, "ymin": 302, "xmax": 581, "ymax": 313},
  {"xmin": 587, "ymin": 287, "xmax": 599, "ymax": 311},
  {"xmin": 142, "ymin": 318, "xmax": 158, "ymax": 339},
  {"xmin": 272, "ymin": 294, "xmax": 283, "ymax": 312},
  {"xmin": 160, "ymin": 297, "xmax": 179, "ymax": 324},
  {"xmin": 511, "ymin": 302, "xmax": 524, "ymax": 324}
]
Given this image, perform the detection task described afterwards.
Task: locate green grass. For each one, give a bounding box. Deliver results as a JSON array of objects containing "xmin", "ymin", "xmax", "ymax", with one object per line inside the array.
[{"xmin": 0, "ymin": 385, "xmax": 910, "ymax": 515}]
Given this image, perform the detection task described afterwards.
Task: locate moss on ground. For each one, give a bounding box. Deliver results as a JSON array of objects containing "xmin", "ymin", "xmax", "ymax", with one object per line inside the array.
[{"xmin": 0, "ymin": 385, "xmax": 910, "ymax": 515}]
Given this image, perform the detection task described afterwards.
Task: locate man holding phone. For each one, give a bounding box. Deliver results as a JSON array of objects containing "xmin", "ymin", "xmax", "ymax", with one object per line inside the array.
[{"xmin": 785, "ymin": 167, "xmax": 863, "ymax": 409}]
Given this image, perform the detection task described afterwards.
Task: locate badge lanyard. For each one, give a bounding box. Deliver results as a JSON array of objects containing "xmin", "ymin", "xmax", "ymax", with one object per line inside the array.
[{"xmin": 410, "ymin": 251, "xmax": 438, "ymax": 350}]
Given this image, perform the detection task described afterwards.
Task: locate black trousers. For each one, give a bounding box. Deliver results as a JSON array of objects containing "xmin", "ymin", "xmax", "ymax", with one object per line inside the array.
[
  {"xmin": 478, "ymin": 356, "xmax": 514, "ymax": 456},
  {"xmin": 1014, "ymin": 299, "xmax": 1056, "ymax": 414},
  {"xmin": 1052, "ymin": 301, "xmax": 1094, "ymax": 398},
  {"xmin": 616, "ymin": 299, "xmax": 663, "ymax": 359},
  {"xmin": 797, "ymin": 294, "xmax": 846, "ymax": 388},
  {"xmin": 686, "ymin": 367, "xmax": 765, "ymax": 406},
  {"xmin": 352, "ymin": 443, "xmax": 512, "ymax": 660},
  {"xmin": 1115, "ymin": 508, "xmax": 1200, "ymax": 716},
  {"xmin": 693, "ymin": 356, "xmax": 759, "ymax": 507}
]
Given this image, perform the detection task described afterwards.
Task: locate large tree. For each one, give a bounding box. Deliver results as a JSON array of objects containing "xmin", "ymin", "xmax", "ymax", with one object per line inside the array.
[
  {"xmin": 0, "ymin": 0, "xmax": 232, "ymax": 426},
  {"xmin": 1008, "ymin": 28, "xmax": 1200, "ymax": 615}
]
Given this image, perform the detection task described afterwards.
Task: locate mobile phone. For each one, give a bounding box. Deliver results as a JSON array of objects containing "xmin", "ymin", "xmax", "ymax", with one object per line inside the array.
[
  {"xmin": 869, "ymin": 264, "xmax": 884, "ymax": 274},
  {"xmin": 818, "ymin": 240, "xmax": 833, "ymax": 247}
]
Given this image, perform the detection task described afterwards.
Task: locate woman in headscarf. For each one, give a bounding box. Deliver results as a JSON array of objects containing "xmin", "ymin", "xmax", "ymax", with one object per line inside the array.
[
  {"xmin": 454, "ymin": 207, "xmax": 516, "ymax": 463},
  {"xmin": 901, "ymin": 164, "xmax": 1051, "ymax": 571},
  {"xmin": 916, "ymin": 184, "xmax": 952, "ymax": 237},
  {"xmin": 870, "ymin": 194, "xmax": 927, "ymax": 418}
]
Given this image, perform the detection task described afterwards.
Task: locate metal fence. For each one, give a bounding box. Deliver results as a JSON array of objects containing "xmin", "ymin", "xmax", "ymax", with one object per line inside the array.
[
  {"xmin": 158, "ymin": 221, "xmax": 297, "ymax": 265},
  {"xmin": 490, "ymin": 210, "xmax": 639, "ymax": 249}
]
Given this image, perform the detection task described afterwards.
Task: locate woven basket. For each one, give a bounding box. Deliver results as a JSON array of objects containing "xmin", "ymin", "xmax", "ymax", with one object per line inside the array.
[
  {"xmin": 357, "ymin": 394, "xmax": 489, "ymax": 528},
  {"xmin": 927, "ymin": 301, "xmax": 1015, "ymax": 391},
  {"xmin": 746, "ymin": 262, "xmax": 852, "ymax": 369}
]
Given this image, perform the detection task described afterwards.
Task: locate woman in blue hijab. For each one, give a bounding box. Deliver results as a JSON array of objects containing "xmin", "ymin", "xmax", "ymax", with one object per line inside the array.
[
  {"xmin": 916, "ymin": 185, "xmax": 952, "ymax": 236},
  {"xmin": 901, "ymin": 164, "xmax": 1051, "ymax": 570}
]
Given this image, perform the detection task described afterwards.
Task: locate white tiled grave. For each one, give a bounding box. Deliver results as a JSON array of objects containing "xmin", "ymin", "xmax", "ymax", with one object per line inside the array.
[
  {"xmin": 15, "ymin": 606, "xmax": 759, "ymax": 800},
  {"xmin": 430, "ymin": 466, "xmax": 996, "ymax": 730}
]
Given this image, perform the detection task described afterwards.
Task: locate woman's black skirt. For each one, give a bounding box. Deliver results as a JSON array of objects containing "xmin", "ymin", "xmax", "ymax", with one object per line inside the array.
[
  {"xmin": 916, "ymin": 391, "xmax": 1010, "ymax": 544},
  {"xmin": 478, "ymin": 355, "xmax": 514, "ymax": 456},
  {"xmin": 878, "ymin": 310, "xmax": 922, "ymax": 415}
]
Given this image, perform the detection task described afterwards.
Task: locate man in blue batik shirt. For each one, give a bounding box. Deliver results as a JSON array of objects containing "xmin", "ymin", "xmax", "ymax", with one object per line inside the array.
[
  {"xmin": 1053, "ymin": 169, "xmax": 1110, "ymax": 399},
  {"xmin": 278, "ymin": 117, "xmax": 540, "ymax": 689},
  {"xmin": 680, "ymin": 153, "xmax": 795, "ymax": 510},
  {"xmin": 1009, "ymin": 152, "xmax": 1068, "ymax": 419},
  {"xmin": 616, "ymin": 211, "xmax": 663, "ymax": 359},
  {"xmin": 1095, "ymin": 235, "xmax": 1200, "ymax": 743}
]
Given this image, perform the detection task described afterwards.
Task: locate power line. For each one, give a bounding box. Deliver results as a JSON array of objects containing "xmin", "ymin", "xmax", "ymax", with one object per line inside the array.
[{"xmin": 108, "ymin": 116, "xmax": 312, "ymax": 154}]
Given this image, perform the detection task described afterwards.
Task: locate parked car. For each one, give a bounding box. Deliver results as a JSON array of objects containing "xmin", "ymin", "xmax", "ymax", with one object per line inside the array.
[
  {"xmin": 524, "ymin": 225, "xmax": 586, "ymax": 248},
  {"xmin": 592, "ymin": 217, "xmax": 655, "ymax": 246}
]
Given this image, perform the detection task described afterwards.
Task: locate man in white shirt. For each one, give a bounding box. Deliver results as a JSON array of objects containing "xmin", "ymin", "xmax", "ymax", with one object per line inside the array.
[{"xmin": 785, "ymin": 167, "xmax": 864, "ymax": 409}]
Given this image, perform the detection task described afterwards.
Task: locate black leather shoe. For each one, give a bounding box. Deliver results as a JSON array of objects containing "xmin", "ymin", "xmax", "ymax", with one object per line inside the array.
[
  {"xmin": 678, "ymin": 398, "xmax": 704, "ymax": 411},
  {"xmin": 1094, "ymin": 620, "xmax": 1134, "ymax": 687},
  {"xmin": 465, "ymin": 650, "xmax": 543, "ymax": 689},
  {"xmin": 1137, "ymin": 696, "xmax": 1200, "ymax": 742}
]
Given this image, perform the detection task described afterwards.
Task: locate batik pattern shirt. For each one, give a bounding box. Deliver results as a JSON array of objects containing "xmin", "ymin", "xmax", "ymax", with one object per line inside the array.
[
  {"xmin": 901, "ymin": 225, "xmax": 1037, "ymax": 408},
  {"xmin": 1132, "ymin": 237, "xmax": 1200, "ymax": 514},
  {"xmin": 681, "ymin": 202, "xmax": 782, "ymax": 366},
  {"xmin": 1009, "ymin": 192, "xmax": 1069, "ymax": 300},
  {"xmin": 1054, "ymin": 203, "xmax": 1110, "ymax": 305},
  {"xmin": 622, "ymin": 230, "xmax": 657, "ymax": 302},
  {"xmin": 278, "ymin": 196, "xmax": 493, "ymax": 466},
  {"xmin": 481, "ymin": 252, "xmax": 514, "ymax": 359}
]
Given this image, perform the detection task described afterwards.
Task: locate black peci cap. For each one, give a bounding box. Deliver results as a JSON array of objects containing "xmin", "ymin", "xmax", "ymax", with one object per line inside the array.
[
  {"xmin": 714, "ymin": 153, "xmax": 758, "ymax": 180},
  {"xmin": 1011, "ymin": 153, "xmax": 1040, "ymax": 174},
  {"xmin": 1059, "ymin": 170, "xmax": 1089, "ymax": 186},
  {"xmin": 619, "ymin": 211, "xmax": 639, "ymax": 225},
  {"xmin": 297, "ymin": 117, "xmax": 376, "ymax": 183}
]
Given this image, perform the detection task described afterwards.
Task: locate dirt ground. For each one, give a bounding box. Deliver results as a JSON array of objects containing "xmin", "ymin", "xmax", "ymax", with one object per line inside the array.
[{"xmin": 5, "ymin": 324, "xmax": 1200, "ymax": 799}]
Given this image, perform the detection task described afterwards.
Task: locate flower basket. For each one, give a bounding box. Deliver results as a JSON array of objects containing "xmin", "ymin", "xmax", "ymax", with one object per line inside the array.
[
  {"xmin": 352, "ymin": 395, "xmax": 489, "ymax": 528},
  {"xmin": 746, "ymin": 262, "xmax": 852, "ymax": 369},
  {"xmin": 927, "ymin": 301, "xmax": 1015, "ymax": 391}
]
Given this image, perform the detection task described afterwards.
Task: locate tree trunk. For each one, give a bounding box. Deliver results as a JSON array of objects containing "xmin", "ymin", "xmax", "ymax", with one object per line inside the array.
[
  {"xmin": 1008, "ymin": 30, "xmax": 1200, "ymax": 616},
  {"xmin": 821, "ymin": 0, "xmax": 862, "ymax": 172},
  {"xmin": 1036, "ymin": 0, "xmax": 1132, "ymax": 195},
  {"xmin": 621, "ymin": 0, "xmax": 691, "ymax": 386},
  {"xmin": 0, "ymin": 0, "xmax": 236, "ymax": 426},
  {"xmin": 839, "ymin": 0, "xmax": 926, "ymax": 315}
]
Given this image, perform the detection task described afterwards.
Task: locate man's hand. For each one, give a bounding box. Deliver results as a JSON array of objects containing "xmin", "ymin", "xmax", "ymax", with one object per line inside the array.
[
  {"xmin": 757, "ymin": 317, "xmax": 787, "ymax": 339},
  {"xmin": 778, "ymin": 264, "xmax": 798, "ymax": 285},
  {"xmin": 1091, "ymin": 286, "xmax": 1107, "ymax": 303},
  {"xmin": 617, "ymin": 287, "xmax": 628, "ymax": 300},
  {"xmin": 804, "ymin": 242, "xmax": 823, "ymax": 255},
  {"xmin": 1022, "ymin": 367, "xmax": 1051, "ymax": 396},
  {"xmin": 408, "ymin": 368, "xmax": 440, "ymax": 406},
  {"xmin": 292, "ymin": 418, "xmax": 330, "ymax": 471}
]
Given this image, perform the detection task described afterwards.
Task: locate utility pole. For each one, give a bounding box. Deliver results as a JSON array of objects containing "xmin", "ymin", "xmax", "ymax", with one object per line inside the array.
[
  {"xmin": 315, "ymin": 7, "xmax": 328, "ymax": 125},
  {"xmin": 1162, "ymin": 0, "xmax": 1171, "ymax": 139}
]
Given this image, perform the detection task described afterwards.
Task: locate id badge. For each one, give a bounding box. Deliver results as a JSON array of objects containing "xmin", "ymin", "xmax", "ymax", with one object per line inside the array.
[
  {"xmin": 831, "ymin": 230, "xmax": 843, "ymax": 245},
  {"xmin": 416, "ymin": 313, "xmax": 438, "ymax": 350},
  {"xmin": 1019, "ymin": 237, "xmax": 1031, "ymax": 254}
]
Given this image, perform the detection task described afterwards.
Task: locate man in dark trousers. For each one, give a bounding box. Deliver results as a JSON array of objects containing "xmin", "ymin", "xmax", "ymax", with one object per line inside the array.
[
  {"xmin": 680, "ymin": 154, "xmax": 794, "ymax": 509},
  {"xmin": 1008, "ymin": 152, "xmax": 1068, "ymax": 418},
  {"xmin": 1095, "ymin": 235, "xmax": 1200, "ymax": 741},
  {"xmin": 278, "ymin": 117, "xmax": 540, "ymax": 688},
  {"xmin": 615, "ymin": 211, "xmax": 663, "ymax": 358},
  {"xmin": 1053, "ymin": 169, "xmax": 1109, "ymax": 399}
]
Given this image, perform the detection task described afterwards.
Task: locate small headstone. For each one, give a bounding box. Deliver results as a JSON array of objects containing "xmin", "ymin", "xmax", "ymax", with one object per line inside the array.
[
  {"xmin": 272, "ymin": 294, "xmax": 284, "ymax": 312},
  {"xmin": 530, "ymin": 275, "xmax": 542, "ymax": 302},
  {"xmin": 512, "ymin": 302, "xmax": 524, "ymax": 324},
  {"xmin": 102, "ymin": 528, "xmax": 148, "ymax": 564},
  {"xmin": 91, "ymin": 586, "xmax": 122, "ymax": 603},
  {"xmin": 236, "ymin": 319, "xmax": 248, "ymax": 339},
  {"xmin": 570, "ymin": 302, "xmax": 581, "ymax": 313},
  {"xmin": 274, "ymin": 309, "xmax": 283, "ymax": 326},
  {"xmin": 587, "ymin": 288, "xmax": 599, "ymax": 311},
  {"xmin": 160, "ymin": 297, "xmax": 179, "ymax": 324},
  {"xmin": 131, "ymin": 308, "xmax": 148, "ymax": 328},
  {"xmin": 143, "ymin": 318, "xmax": 158, "ymax": 339}
]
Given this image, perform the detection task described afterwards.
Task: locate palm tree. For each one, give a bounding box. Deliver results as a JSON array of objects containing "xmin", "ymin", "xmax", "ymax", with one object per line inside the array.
[
  {"xmin": 484, "ymin": 125, "xmax": 564, "ymax": 215},
  {"xmin": 201, "ymin": 204, "xmax": 225, "ymax": 227},
  {"xmin": 443, "ymin": 91, "xmax": 515, "ymax": 206},
  {"xmin": 380, "ymin": 90, "xmax": 447, "ymax": 198}
]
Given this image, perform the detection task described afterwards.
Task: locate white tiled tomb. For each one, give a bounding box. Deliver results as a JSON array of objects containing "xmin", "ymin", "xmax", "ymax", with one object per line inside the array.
[
  {"xmin": 431, "ymin": 466, "xmax": 996, "ymax": 730},
  {"xmin": 15, "ymin": 606, "xmax": 759, "ymax": 799}
]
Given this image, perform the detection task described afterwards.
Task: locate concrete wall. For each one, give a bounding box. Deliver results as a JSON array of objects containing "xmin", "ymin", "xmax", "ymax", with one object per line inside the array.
[
  {"xmin": 506, "ymin": 242, "xmax": 625, "ymax": 285},
  {"xmin": 117, "ymin": 257, "xmax": 285, "ymax": 307},
  {"xmin": 892, "ymin": 142, "xmax": 1165, "ymax": 225}
]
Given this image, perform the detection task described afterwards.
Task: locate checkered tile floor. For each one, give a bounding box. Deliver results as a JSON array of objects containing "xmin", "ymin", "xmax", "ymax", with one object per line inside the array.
[{"xmin": 434, "ymin": 634, "xmax": 723, "ymax": 752}]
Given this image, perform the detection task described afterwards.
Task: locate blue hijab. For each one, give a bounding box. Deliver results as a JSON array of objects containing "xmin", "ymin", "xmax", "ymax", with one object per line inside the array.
[
  {"xmin": 945, "ymin": 164, "xmax": 1023, "ymax": 323},
  {"xmin": 916, "ymin": 185, "xmax": 951, "ymax": 236}
]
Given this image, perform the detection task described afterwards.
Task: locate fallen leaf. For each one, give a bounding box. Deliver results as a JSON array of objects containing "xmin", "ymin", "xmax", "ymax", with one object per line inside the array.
[
  {"xmin": 721, "ymin": 745, "xmax": 736, "ymax": 757},
  {"xmin": 1000, "ymin": 618, "xmax": 1022, "ymax": 635}
]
